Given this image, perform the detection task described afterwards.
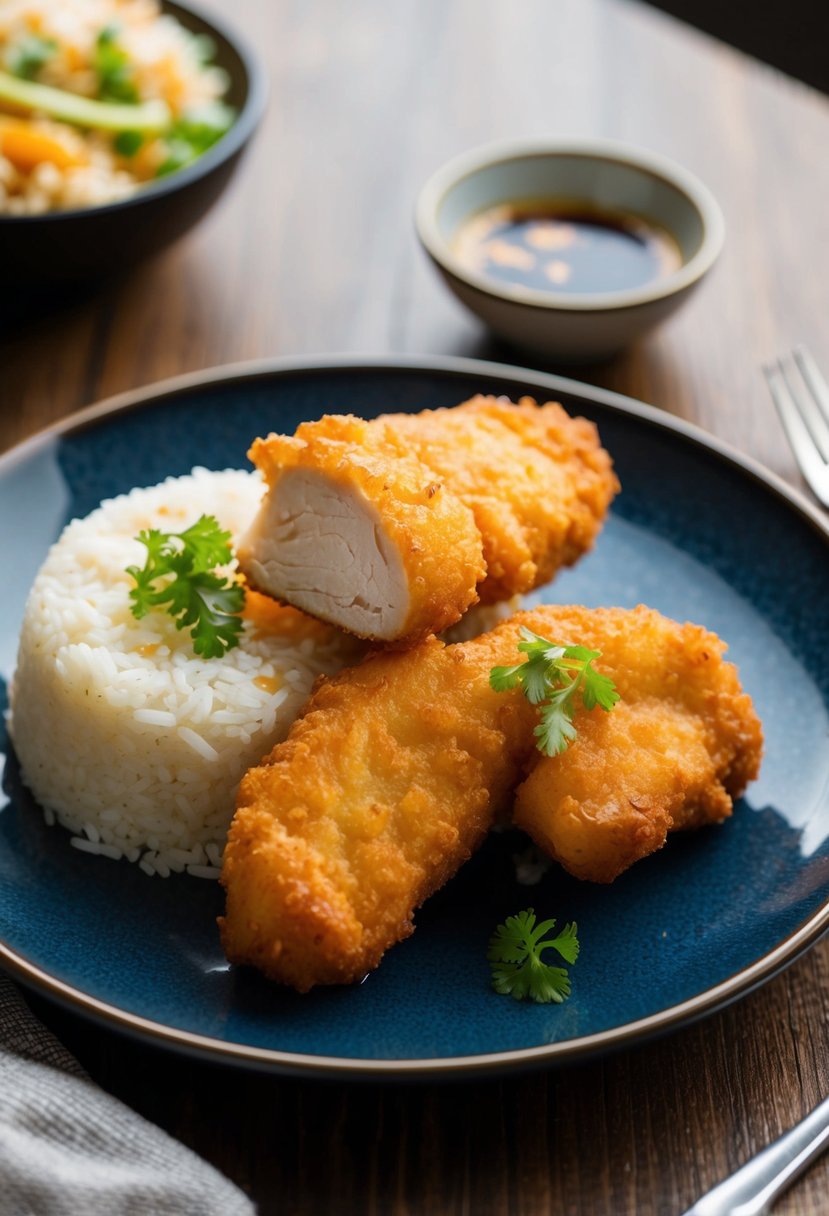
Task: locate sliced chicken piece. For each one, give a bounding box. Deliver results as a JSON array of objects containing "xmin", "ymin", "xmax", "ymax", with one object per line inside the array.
[
  {"xmin": 219, "ymin": 604, "xmax": 762, "ymax": 991},
  {"xmin": 513, "ymin": 606, "xmax": 764, "ymax": 882},
  {"xmin": 380, "ymin": 396, "xmax": 619, "ymax": 604},
  {"xmin": 240, "ymin": 414, "xmax": 484, "ymax": 645},
  {"xmin": 239, "ymin": 396, "xmax": 618, "ymax": 644}
]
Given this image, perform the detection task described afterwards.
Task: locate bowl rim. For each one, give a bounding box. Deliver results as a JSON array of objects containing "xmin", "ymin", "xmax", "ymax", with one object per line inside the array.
[
  {"xmin": 0, "ymin": 0, "xmax": 268, "ymax": 224},
  {"xmin": 415, "ymin": 136, "xmax": 726, "ymax": 313}
]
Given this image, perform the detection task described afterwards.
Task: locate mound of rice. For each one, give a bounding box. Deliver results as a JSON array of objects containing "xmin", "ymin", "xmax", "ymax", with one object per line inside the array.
[{"xmin": 9, "ymin": 469, "xmax": 357, "ymax": 878}]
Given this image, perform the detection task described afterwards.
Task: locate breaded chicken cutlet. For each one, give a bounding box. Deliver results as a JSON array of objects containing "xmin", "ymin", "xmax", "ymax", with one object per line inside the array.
[
  {"xmin": 238, "ymin": 396, "xmax": 618, "ymax": 645},
  {"xmin": 220, "ymin": 630, "xmax": 539, "ymax": 991},
  {"xmin": 220, "ymin": 606, "xmax": 762, "ymax": 992},
  {"xmin": 512, "ymin": 606, "xmax": 763, "ymax": 883}
]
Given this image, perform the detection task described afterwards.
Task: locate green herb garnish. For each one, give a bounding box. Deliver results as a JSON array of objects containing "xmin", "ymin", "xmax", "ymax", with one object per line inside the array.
[
  {"xmin": 156, "ymin": 101, "xmax": 235, "ymax": 176},
  {"xmin": 8, "ymin": 34, "xmax": 58, "ymax": 81},
  {"xmin": 488, "ymin": 909, "xmax": 579, "ymax": 1004},
  {"xmin": 490, "ymin": 627, "xmax": 619, "ymax": 755},
  {"xmin": 113, "ymin": 129, "xmax": 143, "ymax": 157},
  {"xmin": 94, "ymin": 25, "xmax": 139, "ymax": 104},
  {"xmin": 127, "ymin": 515, "xmax": 245, "ymax": 659}
]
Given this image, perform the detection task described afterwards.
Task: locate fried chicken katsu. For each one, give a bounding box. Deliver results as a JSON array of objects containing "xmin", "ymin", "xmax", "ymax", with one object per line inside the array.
[
  {"xmin": 512, "ymin": 606, "xmax": 764, "ymax": 883},
  {"xmin": 220, "ymin": 605, "xmax": 762, "ymax": 991},
  {"xmin": 238, "ymin": 396, "xmax": 618, "ymax": 644},
  {"xmin": 220, "ymin": 631, "xmax": 538, "ymax": 991}
]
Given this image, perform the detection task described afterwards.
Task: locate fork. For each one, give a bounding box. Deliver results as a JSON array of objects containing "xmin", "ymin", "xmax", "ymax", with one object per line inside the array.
[
  {"xmin": 683, "ymin": 348, "xmax": 829, "ymax": 1211},
  {"xmin": 681, "ymin": 1094, "xmax": 829, "ymax": 1215},
  {"xmin": 763, "ymin": 346, "xmax": 829, "ymax": 509}
]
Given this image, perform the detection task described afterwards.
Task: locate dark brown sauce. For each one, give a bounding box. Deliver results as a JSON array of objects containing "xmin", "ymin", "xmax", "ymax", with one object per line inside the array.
[{"xmin": 453, "ymin": 200, "xmax": 682, "ymax": 295}]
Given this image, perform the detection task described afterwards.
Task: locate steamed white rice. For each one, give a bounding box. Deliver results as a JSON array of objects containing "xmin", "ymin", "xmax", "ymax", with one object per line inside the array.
[{"xmin": 9, "ymin": 468, "xmax": 357, "ymax": 877}]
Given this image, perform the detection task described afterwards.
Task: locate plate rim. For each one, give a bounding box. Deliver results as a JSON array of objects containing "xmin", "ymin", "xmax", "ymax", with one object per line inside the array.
[{"xmin": 2, "ymin": 352, "xmax": 828, "ymax": 1079}]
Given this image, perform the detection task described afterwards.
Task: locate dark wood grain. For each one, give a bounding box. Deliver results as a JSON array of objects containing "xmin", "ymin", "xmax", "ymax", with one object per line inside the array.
[{"xmin": 3, "ymin": 1, "xmax": 829, "ymax": 1213}]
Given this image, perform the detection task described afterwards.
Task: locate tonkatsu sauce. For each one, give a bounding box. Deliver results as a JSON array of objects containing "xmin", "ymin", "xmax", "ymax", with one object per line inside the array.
[{"xmin": 453, "ymin": 200, "xmax": 682, "ymax": 295}]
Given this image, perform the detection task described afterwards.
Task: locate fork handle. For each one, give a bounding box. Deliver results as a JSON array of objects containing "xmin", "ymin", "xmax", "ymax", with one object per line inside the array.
[{"xmin": 683, "ymin": 1095, "xmax": 829, "ymax": 1216}]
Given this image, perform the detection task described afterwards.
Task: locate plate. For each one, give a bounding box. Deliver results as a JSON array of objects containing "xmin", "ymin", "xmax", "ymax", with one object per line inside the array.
[{"xmin": 2, "ymin": 356, "xmax": 829, "ymax": 1079}]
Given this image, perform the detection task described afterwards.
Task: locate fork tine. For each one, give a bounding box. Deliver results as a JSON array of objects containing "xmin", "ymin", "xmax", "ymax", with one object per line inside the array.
[
  {"xmin": 779, "ymin": 352, "xmax": 829, "ymax": 463},
  {"xmin": 794, "ymin": 345, "xmax": 829, "ymax": 430},
  {"xmin": 764, "ymin": 360, "xmax": 829, "ymax": 508}
]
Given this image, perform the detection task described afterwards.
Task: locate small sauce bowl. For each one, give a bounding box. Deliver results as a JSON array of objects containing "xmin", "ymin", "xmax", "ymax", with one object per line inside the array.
[{"xmin": 416, "ymin": 138, "xmax": 725, "ymax": 361}]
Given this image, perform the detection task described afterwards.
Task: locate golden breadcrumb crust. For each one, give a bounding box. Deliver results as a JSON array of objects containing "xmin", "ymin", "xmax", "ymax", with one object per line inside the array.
[
  {"xmin": 247, "ymin": 414, "xmax": 485, "ymax": 643},
  {"xmin": 380, "ymin": 396, "xmax": 619, "ymax": 603},
  {"xmin": 512, "ymin": 605, "xmax": 764, "ymax": 882},
  {"xmin": 245, "ymin": 396, "xmax": 619, "ymax": 642},
  {"xmin": 220, "ymin": 634, "xmax": 536, "ymax": 991},
  {"xmin": 220, "ymin": 606, "xmax": 762, "ymax": 990}
]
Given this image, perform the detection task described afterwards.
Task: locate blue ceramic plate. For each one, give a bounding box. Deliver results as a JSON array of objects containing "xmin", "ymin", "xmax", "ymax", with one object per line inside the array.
[{"xmin": 1, "ymin": 357, "xmax": 828, "ymax": 1079}]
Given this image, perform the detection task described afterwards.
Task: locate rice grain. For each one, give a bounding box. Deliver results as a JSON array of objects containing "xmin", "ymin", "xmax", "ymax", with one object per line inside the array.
[{"xmin": 10, "ymin": 469, "xmax": 357, "ymax": 877}]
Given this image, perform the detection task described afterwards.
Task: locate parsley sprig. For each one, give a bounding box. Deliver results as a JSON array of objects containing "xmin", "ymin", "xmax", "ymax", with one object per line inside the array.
[
  {"xmin": 126, "ymin": 515, "xmax": 245, "ymax": 659},
  {"xmin": 488, "ymin": 909, "xmax": 579, "ymax": 1003},
  {"xmin": 490, "ymin": 627, "xmax": 619, "ymax": 755}
]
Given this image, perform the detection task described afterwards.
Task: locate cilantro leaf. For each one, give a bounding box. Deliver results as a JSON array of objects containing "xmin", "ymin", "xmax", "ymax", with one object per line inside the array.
[
  {"xmin": 170, "ymin": 573, "xmax": 245, "ymax": 659},
  {"xmin": 487, "ymin": 909, "xmax": 579, "ymax": 1004},
  {"xmin": 126, "ymin": 515, "xmax": 245, "ymax": 658},
  {"xmin": 177, "ymin": 515, "xmax": 236, "ymax": 571},
  {"xmin": 488, "ymin": 662, "xmax": 523, "ymax": 692},
  {"xmin": 534, "ymin": 690, "xmax": 577, "ymax": 756},
  {"xmin": 548, "ymin": 920, "xmax": 580, "ymax": 964},
  {"xmin": 520, "ymin": 650, "xmax": 554, "ymax": 705},
  {"xmin": 489, "ymin": 627, "xmax": 619, "ymax": 755},
  {"xmin": 581, "ymin": 666, "xmax": 620, "ymax": 712}
]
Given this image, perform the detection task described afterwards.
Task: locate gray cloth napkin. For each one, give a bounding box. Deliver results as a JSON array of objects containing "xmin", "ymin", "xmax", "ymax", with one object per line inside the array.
[{"xmin": 0, "ymin": 974, "xmax": 255, "ymax": 1216}]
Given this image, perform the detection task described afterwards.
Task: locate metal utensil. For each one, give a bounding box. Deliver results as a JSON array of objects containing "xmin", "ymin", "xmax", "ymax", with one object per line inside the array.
[
  {"xmin": 682, "ymin": 1095, "xmax": 829, "ymax": 1215},
  {"xmin": 764, "ymin": 346, "xmax": 829, "ymax": 509},
  {"xmin": 688, "ymin": 344, "xmax": 829, "ymax": 1211}
]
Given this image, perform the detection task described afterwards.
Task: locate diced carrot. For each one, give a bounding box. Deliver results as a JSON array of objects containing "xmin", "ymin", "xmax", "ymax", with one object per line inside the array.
[
  {"xmin": 127, "ymin": 136, "xmax": 165, "ymax": 180},
  {"xmin": 0, "ymin": 116, "xmax": 87, "ymax": 171},
  {"xmin": 158, "ymin": 54, "xmax": 186, "ymax": 109},
  {"xmin": 65, "ymin": 44, "xmax": 85, "ymax": 72}
]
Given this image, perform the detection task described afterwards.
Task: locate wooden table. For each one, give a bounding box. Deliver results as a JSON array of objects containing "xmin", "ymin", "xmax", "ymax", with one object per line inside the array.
[{"xmin": 3, "ymin": 1, "xmax": 829, "ymax": 1212}]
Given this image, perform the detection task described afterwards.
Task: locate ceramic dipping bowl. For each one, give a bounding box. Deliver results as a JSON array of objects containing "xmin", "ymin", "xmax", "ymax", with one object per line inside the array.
[{"xmin": 415, "ymin": 137, "xmax": 725, "ymax": 361}]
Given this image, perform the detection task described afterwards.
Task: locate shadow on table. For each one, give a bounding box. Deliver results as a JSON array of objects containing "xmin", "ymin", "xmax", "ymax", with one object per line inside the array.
[
  {"xmin": 447, "ymin": 331, "xmax": 627, "ymax": 381},
  {"xmin": 0, "ymin": 280, "xmax": 116, "ymax": 333}
]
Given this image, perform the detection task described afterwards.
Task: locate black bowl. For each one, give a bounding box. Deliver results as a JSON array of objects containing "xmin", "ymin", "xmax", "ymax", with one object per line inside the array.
[{"xmin": 1, "ymin": 0, "xmax": 267, "ymax": 296}]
